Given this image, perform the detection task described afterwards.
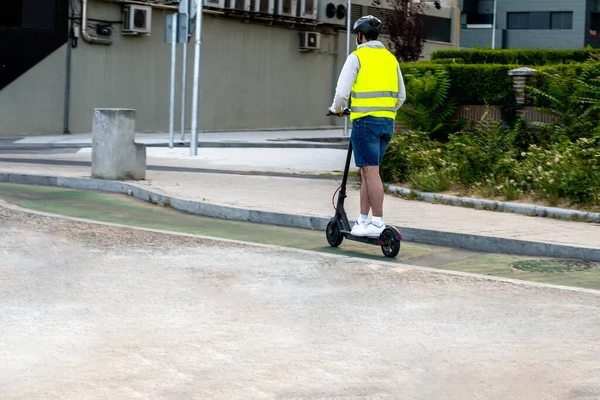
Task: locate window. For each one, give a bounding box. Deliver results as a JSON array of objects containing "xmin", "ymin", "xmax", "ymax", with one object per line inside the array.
[
  {"xmin": 303, "ymin": 0, "xmax": 315, "ymax": 15},
  {"xmin": 0, "ymin": 0, "xmax": 24, "ymax": 28},
  {"xmin": 419, "ymin": 14, "xmax": 452, "ymax": 43},
  {"xmin": 507, "ymin": 11, "xmax": 573, "ymax": 30},
  {"xmin": 466, "ymin": 13, "xmax": 493, "ymax": 25},
  {"xmin": 462, "ymin": 0, "xmax": 493, "ymax": 26},
  {"xmin": 1, "ymin": 0, "xmax": 56, "ymax": 30},
  {"xmin": 350, "ymin": 4, "xmax": 363, "ymax": 29},
  {"xmin": 591, "ymin": 13, "xmax": 600, "ymax": 31},
  {"xmin": 529, "ymin": 12, "xmax": 550, "ymax": 29},
  {"xmin": 551, "ymin": 12, "xmax": 573, "ymax": 30},
  {"xmin": 22, "ymin": 0, "xmax": 56, "ymax": 30},
  {"xmin": 461, "ymin": 0, "xmax": 480, "ymax": 14},
  {"xmin": 507, "ymin": 12, "xmax": 529, "ymax": 29}
]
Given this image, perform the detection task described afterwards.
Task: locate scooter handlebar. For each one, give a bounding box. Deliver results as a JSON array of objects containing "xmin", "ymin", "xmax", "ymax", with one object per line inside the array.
[{"xmin": 326, "ymin": 108, "xmax": 351, "ymax": 116}]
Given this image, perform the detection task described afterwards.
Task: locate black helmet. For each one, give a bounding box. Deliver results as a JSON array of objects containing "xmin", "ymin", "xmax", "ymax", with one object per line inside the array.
[{"xmin": 352, "ymin": 15, "xmax": 382, "ymax": 35}]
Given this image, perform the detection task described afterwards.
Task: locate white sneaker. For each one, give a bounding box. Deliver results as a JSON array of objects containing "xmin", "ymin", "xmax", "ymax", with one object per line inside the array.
[
  {"xmin": 364, "ymin": 222, "xmax": 385, "ymax": 237},
  {"xmin": 350, "ymin": 220, "xmax": 368, "ymax": 236}
]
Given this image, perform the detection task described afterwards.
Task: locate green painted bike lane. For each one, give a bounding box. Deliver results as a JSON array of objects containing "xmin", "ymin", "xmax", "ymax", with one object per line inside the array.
[{"xmin": 2, "ymin": 182, "xmax": 599, "ymax": 290}]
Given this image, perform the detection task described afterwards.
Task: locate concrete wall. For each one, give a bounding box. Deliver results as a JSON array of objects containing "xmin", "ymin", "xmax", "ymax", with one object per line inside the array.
[
  {"xmin": 459, "ymin": 28, "xmax": 493, "ymax": 49},
  {"xmin": 422, "ymin": 40, "xmax": 457, "ymax": 58},
  {"xmin": 0, "ymin": 43, "xmax": 68, "ymax": 136},
  {"xmin": 461, "ymin": 0, "xmax": 587, "ymax": 49},
  {"xmin": 0, "ymin": 0, "xmax": 346, "ymax": 136},
  {"xmin": 0, "ymin": 0, "xmax": 457, "ymax": 137}
]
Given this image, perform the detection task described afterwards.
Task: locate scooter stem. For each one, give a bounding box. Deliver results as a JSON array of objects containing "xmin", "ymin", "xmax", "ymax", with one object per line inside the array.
[{"xmin": 336, "ymin": 139, "xmax": 354, "ymax": 231}]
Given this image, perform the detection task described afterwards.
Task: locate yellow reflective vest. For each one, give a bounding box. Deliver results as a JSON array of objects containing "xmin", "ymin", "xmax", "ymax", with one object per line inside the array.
[{"xmin": 350, "ymin": 46, "xmax": 400, "ymax": 121}]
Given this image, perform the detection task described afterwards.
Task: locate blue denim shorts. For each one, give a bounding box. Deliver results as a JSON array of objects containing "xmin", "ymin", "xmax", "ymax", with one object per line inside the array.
[{"xmin": 350, "ymin": 116, "xmax": 395, "ymax": 167}]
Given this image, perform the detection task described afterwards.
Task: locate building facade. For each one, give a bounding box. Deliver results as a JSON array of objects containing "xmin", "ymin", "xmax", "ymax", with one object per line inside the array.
[
  {"xmin": 459, "ymin": 0, "xmax": 600, "ymax": 50},
  {"xmin": 0, "ymin": 0, "xmax": 459, "ymax": 137}
]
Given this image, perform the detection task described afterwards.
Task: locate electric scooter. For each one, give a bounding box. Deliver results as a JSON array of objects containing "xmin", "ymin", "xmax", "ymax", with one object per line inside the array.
[{"xmin": 325, "ymin": 108, "xmax": 402, "ymax": 258}]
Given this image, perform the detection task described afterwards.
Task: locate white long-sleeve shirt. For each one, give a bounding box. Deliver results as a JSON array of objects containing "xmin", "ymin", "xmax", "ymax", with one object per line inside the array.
[{"xmin": 329, "ymin": 40, "xmax": 406, "ymax": 113}]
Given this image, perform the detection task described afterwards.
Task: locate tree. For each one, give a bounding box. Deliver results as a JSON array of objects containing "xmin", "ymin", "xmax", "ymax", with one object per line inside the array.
[{"xmin": 371, "ymin": 0, "xmax": 440, "ymax": 62}]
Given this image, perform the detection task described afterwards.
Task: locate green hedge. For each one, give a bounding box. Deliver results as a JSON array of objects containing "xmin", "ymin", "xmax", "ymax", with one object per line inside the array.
[
  {"xmin": 400, "ymin": 62, "xmax": 516, "ymax": 105},
  {"xmin": 526, "ymin": 62, "xmax": 600, "ymax": 107},
  {"xmin": 427, "ymin": 58, "xmax": 464, "ymax": 64},
  {"xmin": 430, "ymin": 48, "xmax": 600, "ymax": 66},
  {"xmin": 400, "ymin": 61, "xmax": 600, "ymax": 108}
]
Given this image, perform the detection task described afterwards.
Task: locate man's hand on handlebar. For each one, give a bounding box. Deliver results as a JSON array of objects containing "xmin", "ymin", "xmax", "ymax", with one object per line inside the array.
[{"xmin": 326, "ymin": 107, "xmax": 351, "ymax": 117}]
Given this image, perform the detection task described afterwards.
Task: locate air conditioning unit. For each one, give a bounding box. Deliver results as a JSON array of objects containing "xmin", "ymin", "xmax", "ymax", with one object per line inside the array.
[
  {"xmin": 225, "ymin": 0, "xmax": 251, "ymax": 10},
  {"xmin": 250, "ymin": 0, "xmax": 275, "ymax": 14},
  {"xmin": 274, "ymin": 0, "xmax": 297, "ymax": 17},
  {"xmin": 296, "ymin": 0, "xmax": 317, "ymax": 20},
  {"xmin": 317, "ymin": 0, "xmax": 346, "ymax": 26},
  {"xmin": 204, "ymin": 0, "xmax": 226, "ymax": 8},
  {"xmin": 122, "ymin": 4, "xmax": 152, "ymax": 35},
  {"xmin": 299, "ymin": 31, "xmax": 321, "ymax": 50}
]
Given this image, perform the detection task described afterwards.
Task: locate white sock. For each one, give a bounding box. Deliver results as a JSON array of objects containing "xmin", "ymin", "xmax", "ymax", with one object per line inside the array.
[
  {"xmin": 372, "ymin": 216, "xmax": 383, "ymax": 227},
  {"xmin": 358, "ymin": 214, "xmax": 368, "ymax": 224}
]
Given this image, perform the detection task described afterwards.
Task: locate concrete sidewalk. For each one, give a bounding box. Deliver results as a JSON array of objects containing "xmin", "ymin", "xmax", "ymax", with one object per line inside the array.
[
  {"xmin": 1, "ymin": 151, "xmax": 600, "ymax": 262},
  {"xmin": 0, "ymin": 129, "xmax": 349, "ymax": 149}
]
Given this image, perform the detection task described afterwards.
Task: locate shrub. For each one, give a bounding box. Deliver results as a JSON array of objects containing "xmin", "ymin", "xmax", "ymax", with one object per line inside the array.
[
  {"xmin": 400, "ymin": 62, "xmax": 516, "ymax": 106},
  {"xmin": 381, "ymin": 56, "xmax": 600, "ymax": 207},
  {"xmin": 525, "ymin": 63, "xmax": 600, "ymax": 105},
  {"xmin": 526, "ymin": 62, "xmax": 600, "ymax": 141},
  {"xmin": 430, "ymin": 48, "xmax": 600, "ymax": 66},
  {"xmin": 516, "ymin": 139, "xmax": 600, "ymax": 205},
  {"xmin": 396, "ymin": 68, "xmax": 457, "ymax": 135},
  {"xmin": 445, "ymin": 113, "xmax": 519, "ymax": 185},
  {"xmin": 398, "ymin": 61, "xmax": 600, "ymax": 127},
  {"xmin": 380, "ymin": 130, "xmax": 444, "ymax": 184},
  {"xmin": 407, "ymin": 167, "xmax": 456, "ymax": 193}
]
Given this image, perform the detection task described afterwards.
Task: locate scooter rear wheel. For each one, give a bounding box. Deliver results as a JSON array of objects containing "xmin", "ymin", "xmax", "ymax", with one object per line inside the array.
[
  {"xmin": 380, "ymin": 227, "xmax": 401, "ymax": 258},
  {"xmin": 326, "ymin": 218, "xmax": 344, "ymax": 247}
]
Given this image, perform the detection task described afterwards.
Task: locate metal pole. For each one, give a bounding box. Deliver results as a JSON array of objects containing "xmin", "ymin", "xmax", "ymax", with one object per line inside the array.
[
  {"xmin": 491, "ymin": 0, "xmax": 497, "ymax": 49},
  {"xmin": 190, "ymin": 0, "xmax": 203, "ymax": 156},
  {"xmin": 343, "ymin": 0, "xmax": 351, "ymax": 137},
  {"xmin": 180, "ymin": 41, "xmax": 188, "ymax": 142},
  {"xmin": 180, "ymin": 0, "xmax": 191, "ymax": 142},
  {"xmin": 63, "ymin": 32, "xmax": 73, "ymax": 134},
  {"xmin": 169, "ymin": 14, "xmax": 177, "ymax": 148}
]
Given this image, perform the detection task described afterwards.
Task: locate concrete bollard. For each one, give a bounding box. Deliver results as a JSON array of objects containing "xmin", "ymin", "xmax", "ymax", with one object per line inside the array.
[{"xmin": 91, "ymin": 108, "xmax": 146, "ymax": 181}]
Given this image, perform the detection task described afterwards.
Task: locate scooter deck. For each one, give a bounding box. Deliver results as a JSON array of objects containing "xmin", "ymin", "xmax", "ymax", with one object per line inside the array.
[{"xmin": 341, "ymin": 230, "xmax": 385, "ymax": 245}]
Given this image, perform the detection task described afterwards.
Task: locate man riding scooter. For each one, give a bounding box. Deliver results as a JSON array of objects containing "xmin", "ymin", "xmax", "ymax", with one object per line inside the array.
[{"xmin": 328, "ymin": 15, "xmax": 406, "ymax": 238}]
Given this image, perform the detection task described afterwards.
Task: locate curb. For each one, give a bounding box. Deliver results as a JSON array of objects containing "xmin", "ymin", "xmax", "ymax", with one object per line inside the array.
[
  {"xmin": 2, "ymin": 172, "xmax": 600, "ymax": 262},
  {"xmin": 386, "ymin": 185, "xmax": 600, "ymax": 224},
  {"xmin": 0, "ymin": 157, "xmax": 357, "ymax": 181},
  {"xmin": 0, "ymin": 141, "xmax": 349, "ymax": 150}
]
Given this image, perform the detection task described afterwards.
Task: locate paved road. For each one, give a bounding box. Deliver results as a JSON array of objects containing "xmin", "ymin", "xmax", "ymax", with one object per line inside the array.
[{"xmin": 1, "ymin": 206, "xmax": 600, "ymax": 399}]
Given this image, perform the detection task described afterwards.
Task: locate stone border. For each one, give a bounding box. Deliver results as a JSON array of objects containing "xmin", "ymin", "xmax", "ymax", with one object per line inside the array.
[
  {"xmin": 1, "ymin": 172, "xmax": 600, "ymax": 262},
  {"xmin": 386, "ymin": 185, "xmax": 600, "ymax": 224}
]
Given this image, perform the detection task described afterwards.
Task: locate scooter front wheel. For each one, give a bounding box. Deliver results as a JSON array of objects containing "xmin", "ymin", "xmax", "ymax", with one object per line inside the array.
[
  {"xmin": 326, "ymin": 218, "xmax": 344, "ymax": 247},
  {"xmin": 380, "ymin": 227, "xmax": 401, "ymax": 258}
]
